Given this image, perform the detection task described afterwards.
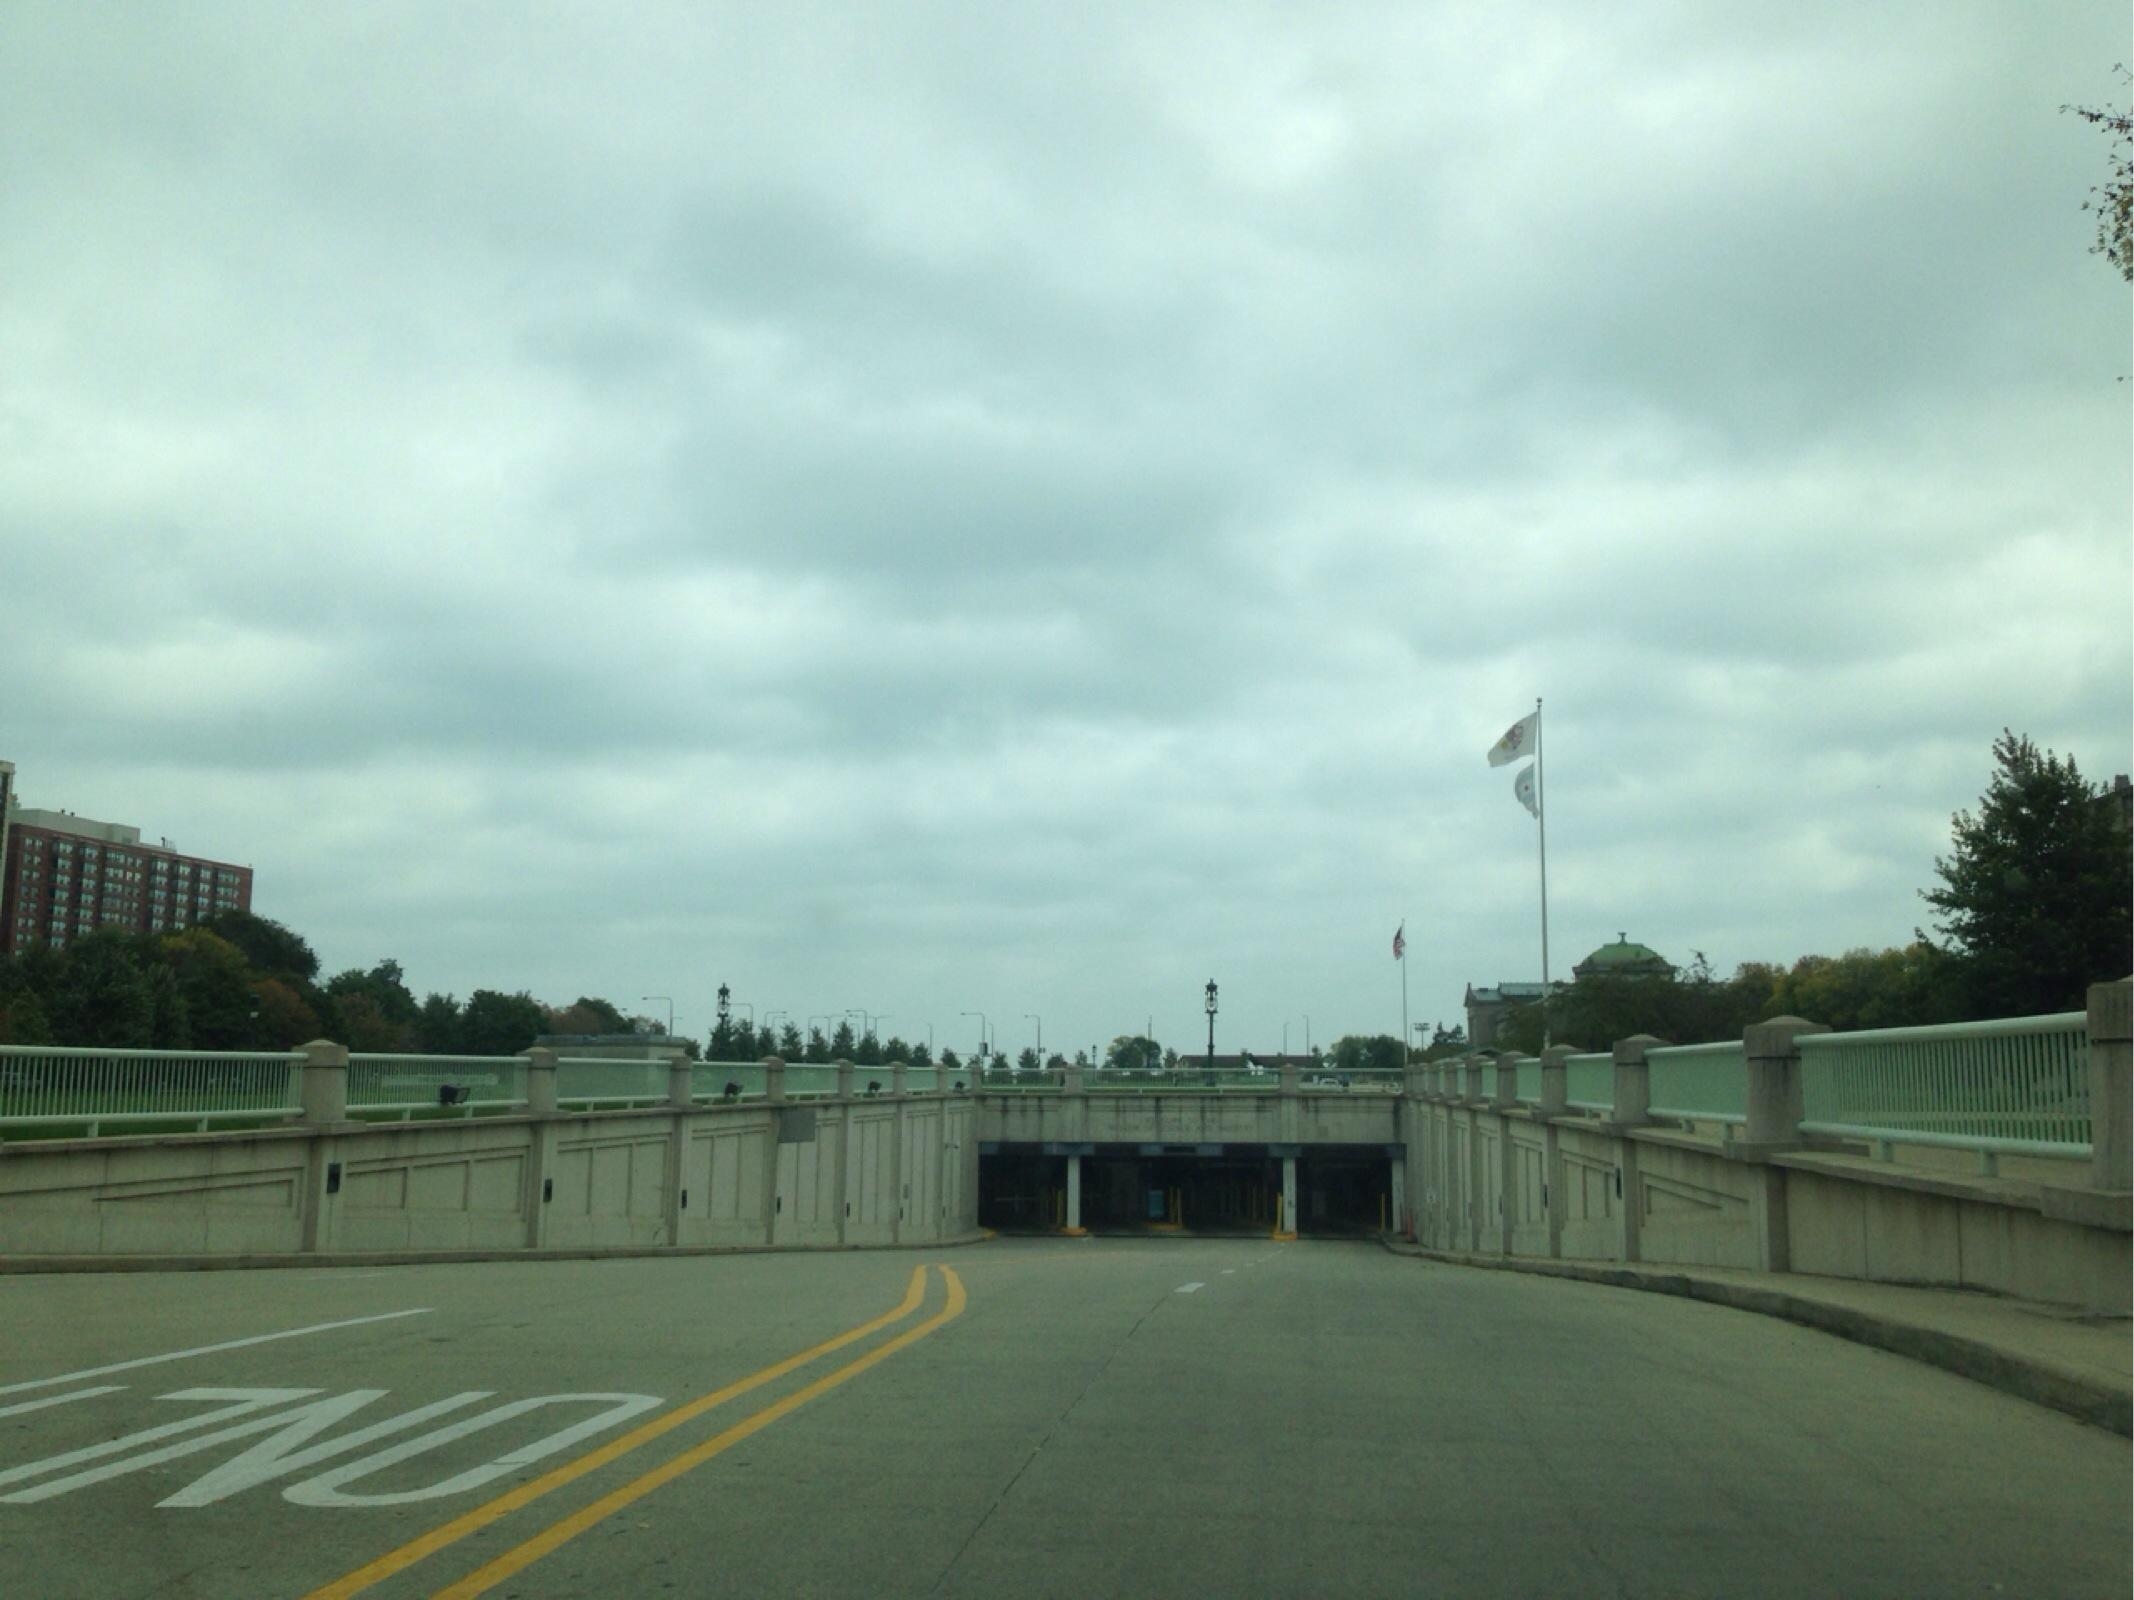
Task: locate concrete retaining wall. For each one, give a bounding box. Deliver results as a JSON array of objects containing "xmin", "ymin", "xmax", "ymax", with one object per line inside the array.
[
  {"xmin": 1404, "ymin": 1089, "xmax": 2130, "ymax": 1313},
  {"xmin": 0, "ymin": 1093, "xmax": 980, "ymax": 1260}
]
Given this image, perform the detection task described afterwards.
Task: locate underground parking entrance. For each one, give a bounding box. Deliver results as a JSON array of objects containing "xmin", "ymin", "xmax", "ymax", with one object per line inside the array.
[{"xmin": 979, "ymin": 1142, "xmax": 1399, "ymax": 1236}]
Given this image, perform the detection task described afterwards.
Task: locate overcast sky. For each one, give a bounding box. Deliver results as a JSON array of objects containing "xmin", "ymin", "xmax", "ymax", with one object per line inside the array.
[{"xmin": 4, "ymin": 3, "xmax": 2128, "ymax": 1059}]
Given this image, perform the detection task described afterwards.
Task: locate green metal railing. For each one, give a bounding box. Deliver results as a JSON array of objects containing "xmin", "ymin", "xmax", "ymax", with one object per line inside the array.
[
  {"xmin": 1513, "ymin": 1057, "xmax": 1541, "ymax": 1104},
  {"xmin": 1798, "ymin": 1013, "xmax": 2089, "ymax": 1157},
  {"xmin": 1563, "ymin": 1052, "xmax": 1613, "ymax": 1112},
  {"xmin": 0, "ymin": 1045, "xmax": 304, "ymax": 1136},
  {"xmin": 1646, "ymin": 1042, "xmax": 1747, "ymax": 1125},
  {"xmin": 346, "ymin": 1053, "xmax": 529, "ymax": 1119}
]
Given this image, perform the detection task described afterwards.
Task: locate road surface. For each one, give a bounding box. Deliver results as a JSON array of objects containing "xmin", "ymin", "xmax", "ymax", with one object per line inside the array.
[{"xmin": 1, "ymin": 1239, "xmax": 2125, "ymax": 1597}]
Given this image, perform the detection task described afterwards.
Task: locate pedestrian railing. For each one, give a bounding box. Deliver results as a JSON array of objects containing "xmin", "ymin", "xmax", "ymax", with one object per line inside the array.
[
  {"xmin": 346, "ymin": 1054, "xmax": 528, "ymax": 1119},
  {"xmin": 1513, "ymin": 1056, "xmax": 1542, "ymax": 1104},
  {"xmin": 1797, "ymin": 1013, "xmax": 2089, "ymax": 1158},
  {"xmin": 555, "ymin": 1056, "xmax": 671, "ymax": 1109},
  {"xmin": 0, "ymin": 1045, "xmax": 303, "ymax": 1136},
  {"xmin": 1647, "ymin": 1041, "xmax": 1748, "ymax": 1126},
  {"xmin": 1564, "ymin": 1052, "xmax": 1613, "ymax": 1111}
]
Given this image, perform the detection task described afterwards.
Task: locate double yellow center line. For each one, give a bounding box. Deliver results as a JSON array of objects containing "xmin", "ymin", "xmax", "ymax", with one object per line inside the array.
[{"xmin": 307, "ymin": 1264, "xmax": 967, "ymax": 1600}]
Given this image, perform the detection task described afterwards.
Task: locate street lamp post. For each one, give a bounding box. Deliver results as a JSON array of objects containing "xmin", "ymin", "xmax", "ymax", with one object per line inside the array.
[
  {"xmin": 959, "ymin": 1011, "xmax": 990, "ymax": 1066},
  {"xmin": 1204, "ymin": 979, "xmax": 1218, "ymax": 1064},
  {"xmin": 642, "ymin": 995, "xmax": 674, "ymax": 1037}
]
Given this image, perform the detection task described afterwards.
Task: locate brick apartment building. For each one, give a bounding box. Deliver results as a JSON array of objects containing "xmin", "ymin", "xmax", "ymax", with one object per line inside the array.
[{"xmin": 0, "ymin": 759, "xmax": 254, "ymax": 956}]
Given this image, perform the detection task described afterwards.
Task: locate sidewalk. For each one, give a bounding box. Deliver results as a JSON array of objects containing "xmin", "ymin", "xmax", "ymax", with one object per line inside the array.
[{"xmin": 1380, "ymin": 1237, "xmax": 2132, "ymax": 1435}]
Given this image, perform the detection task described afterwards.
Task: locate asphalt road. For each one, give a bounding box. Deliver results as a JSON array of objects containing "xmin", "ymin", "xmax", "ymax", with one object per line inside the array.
[{"xmin": 0, "ymin": 1240, "xmax": 2126, "ymax": 1598}]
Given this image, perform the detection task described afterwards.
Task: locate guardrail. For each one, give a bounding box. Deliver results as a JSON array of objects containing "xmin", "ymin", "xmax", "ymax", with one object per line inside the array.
[
  {"xmin": 0, "ymin": 1045, "xmax": 304, "ymax": 1136},
  {"xmin": 978, "ymin": 1067, "xmax": 1404, "ymax": 1093},
  {"xmin": 1647, "ymin": 1041, "xmax": 1748, "ymax": 1126},
  {"xmin": 1798, "ymin": 1012, "xmax": 2088, "ymax": 1158},
  {"xmin": 346, "ymin": 1054, "xmax": 529, "ymax": 1118},
  {"xmin": 1563, "ymin": 1053, "xmax": 1612, "ymax": 1111}
]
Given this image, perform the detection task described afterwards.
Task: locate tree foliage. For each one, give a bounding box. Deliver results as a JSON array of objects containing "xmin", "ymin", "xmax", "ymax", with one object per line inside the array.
[
  {"xmin": 2064, "ymin": 67, "xmax": 2133, "ymax": 282},
  {"xmin": 1921, "ymin": 730, "xmax": 2132, "ymax": 1017},
  {"xmin": 1327, "ymin": 1034, "xmax": 1405, "ymax": 1074},
  {"xmin": 1104, "ymin": 1034, "xmax": 1162, "ymax": 1072}
]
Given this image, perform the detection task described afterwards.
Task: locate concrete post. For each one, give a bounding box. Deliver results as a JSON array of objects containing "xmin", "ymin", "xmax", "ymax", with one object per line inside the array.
[
  {"xmin": 1537, "ymin": 1045, "xmax": 1571, "ymax": 1118},
  {"xmin": 296, "ymin": 1040, "xmax": 347, "ymax": 1253},
  {"xmin": 1063, "ymin": 1062, "xmax": 1085, "ymax": 1096},
  {"xmin": 1463, "ymin": 1053, "xmax": 1488, "ymax": 1106},
  {"xmin": 1608, "ymin": 1035, "xmax": 1663, "ymax": 1130},
  {"xmin": 2089, "ymin": 978, "xmax": 2132, "ymax": 1191},
  {"xmin": 663, "ymin": 1050, "xmax": 691, "ymax": 1246},
  {"xmin": 1278, "ymin": 1154, "xmax": 1299, "ymax": 1240},
  {"xmin": 1280, "ymin": 1060, "xmax": 1301, "ymax": 1095},
  {"xmin": 1742, "ymin": 1017, "xmax": 1827, "ymax": 1150},
  {"xmin": 519, "ymin": 1048, "xmax": 559, "ymax": 1250},
  {"xmin": 763, "ymin": 1056, "xmax": 787, "ymax": 1103},
  {"xmin": 522, "ymin": 1047, "xmax": 559, "ymax": 1114},
  {"xmin": 1404, "ymin": 1062, "xmax": 1430, "ymax": 1099},
  {"xmin": 1064, "ymin": 1154, "xmax": 1086, "ymax": 1235},
  {"xmin": 835, "ymin": 1059, "xmax": 855, "ymax": 1100},
  {"xmin": 1492, "ymin": 1053, "xmax": 1520, "ymax": 1110},
  {"xmin": 892, "ymin": 1061, "xmax": 909, "ymax": 1097},
  {"xmin": 299, "ymin": 1039, "xmax": 349, "ymax": 1124}
]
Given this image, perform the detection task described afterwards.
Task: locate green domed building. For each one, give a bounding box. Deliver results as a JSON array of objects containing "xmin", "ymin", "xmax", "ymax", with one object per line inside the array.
[
  {"xmin": 1462, "ymin": 934, "xmax": 1673, "ymax": 1048},
  {"xmin": 1571, "ymin": 934, "xmax": 1674, "ymax": 981}
]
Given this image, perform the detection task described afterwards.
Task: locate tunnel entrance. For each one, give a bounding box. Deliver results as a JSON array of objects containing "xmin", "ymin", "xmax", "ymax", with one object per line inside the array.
[
  {"xmin": 978, "ymin": 1144, "xmax": 1394, "ymax": 1236},
  {"xmin": 1294, "ymin": 1150, "xmax": 1395, "ymax": 1236}
]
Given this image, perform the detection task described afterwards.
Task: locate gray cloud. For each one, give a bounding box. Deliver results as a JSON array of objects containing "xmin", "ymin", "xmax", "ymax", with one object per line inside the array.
[{"xmin": 3, "ymin": 1, "xmax": 2126, "ymax": 1055}]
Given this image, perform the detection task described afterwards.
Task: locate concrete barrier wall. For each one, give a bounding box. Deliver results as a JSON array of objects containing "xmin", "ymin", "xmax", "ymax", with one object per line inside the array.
[
  {"xmin": 980, "ymin": 1090, "xmax": 1400, "ymax": 1149},
  {"xmin": 0, "ymin": 1091, "xmax": 981, "ymax": 1261},
  {"xmin": 1404, "ymin": 1088, "xmax": 2131, "ymax": 1313}
]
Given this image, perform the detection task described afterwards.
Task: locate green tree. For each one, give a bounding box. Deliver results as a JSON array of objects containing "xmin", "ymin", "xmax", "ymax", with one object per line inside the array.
[
  {"xmin": 939, "ymin": 1047, "xmax": 962, "ymax": 1070},
  {"xmin": 1328, "ymin": 1034, "xmax": 1405, "ymax": 1074},
  {"xmin": 1016, "ymin": 1046, "xmax": 1041, "ymax": 1072},
  {"xmin": 326, "ymin": 961, "xmax": 420, "ymax": 1050},
  {"xmin": 251, "ymin": 976, "xmax": 323, "ymax": 1048},
  {"xmin": 1422, "ymin": 1022, "xmax": 1467, "ymax": 1061},
  {"xmin": 855, "ymin": 1030, "xmax": 884, "ymax": 1066},
  {"xmin": 415, "ymin": 993, "xmax": 464, "ymax": 1054},
  {"xmin": 1922, "ymin": 730, "xmax": 2134, "ymax": 1017},
  {"xmin": 549, "ymin": 995, "xmax": 629, "ymax": 1035},
  {"xmin": 1104, "ymin": 1035, "xmax": 1162, "ymax": 1072},
  {"xmin": 0, "ymin": 986, "xmax": 54, "ymax": 1045},
  {"xmin": 159, "ymin": 928, "xmax": 261, "ymax": 1049},
  {"xmin": 777, "ymin": 1022, "xmax": 804, "ymax": 1060},
  {"xmin": 829, "ymin": 1019, "xmax": 858, "ymax": 1059},
  {"xmin": 201, "ymin": 910, "xmax": 319, "ymax": 982},
  {"xmin": 46, "ymin": 931, "xmax": 156, "ymax": 1047},
  {"xmin": 804, "ymin": 1026, "xmax": 830, "ymax": 1064},
  {"xmin": 1765, "ymin": 946, "xmax": 1955, "ymax": 1032},
  {"xmin": 459, "ymin": 989, "xmax": 548, "ymax": 1057},
  {"xmin": 2064, "ymin": 67, "xmax": 2133, "ymax": 282}
]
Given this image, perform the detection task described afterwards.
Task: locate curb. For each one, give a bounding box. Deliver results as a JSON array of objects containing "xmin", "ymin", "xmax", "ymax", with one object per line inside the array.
[
  {"xmin": 1379, "ymin": 1237, "xmax": 2132, "ymax": 1437},
  {"xmin": 0, "ymin": 1231, "xmax": 994, "ymax": 1275}
]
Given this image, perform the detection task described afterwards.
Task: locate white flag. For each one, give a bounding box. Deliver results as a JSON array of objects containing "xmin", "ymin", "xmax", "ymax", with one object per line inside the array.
[
  {"xmin": 1487, "ymin": 710, "xmax": 1540, "ymax": 767},
  {"xmin": 1515, "ymin": 765, "xmax": 1539, "ymax": 818}
]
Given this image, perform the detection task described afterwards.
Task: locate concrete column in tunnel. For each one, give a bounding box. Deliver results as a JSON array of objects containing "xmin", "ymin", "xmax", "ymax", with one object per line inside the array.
[
  {"xmin": 1064, "ymin": 1153, "xmax": 1087, "ymax": 1236},
  {"xmin": 1278, "ymin": 1155, "xmax": 1299, "ymax": 1241}
]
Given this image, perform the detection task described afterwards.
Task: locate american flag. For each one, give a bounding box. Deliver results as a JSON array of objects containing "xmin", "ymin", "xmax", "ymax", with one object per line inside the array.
[{"xmin": 1392, "ymin": 923, "xmax": 1405, "ymax": 960}]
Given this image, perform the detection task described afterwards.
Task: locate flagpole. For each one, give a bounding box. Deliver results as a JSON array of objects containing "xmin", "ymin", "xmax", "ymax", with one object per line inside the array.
[
  {"xmin": 1400, "ymin": 913, "xmax": 1410, "ymax": 1063},
  {"xmin": 1535, "ymin": 697, "xmax": 1551, "ymax": 1050}
]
